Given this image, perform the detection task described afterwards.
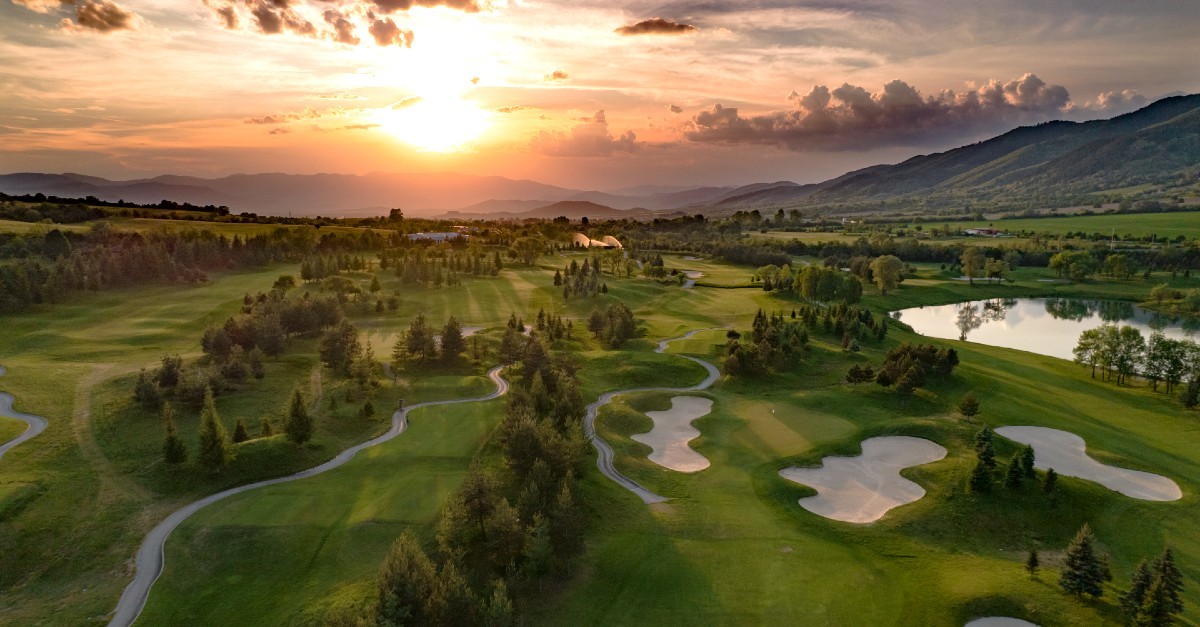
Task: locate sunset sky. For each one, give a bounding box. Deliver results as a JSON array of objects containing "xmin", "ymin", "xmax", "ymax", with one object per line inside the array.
[{"xmin": 2, "ymin": 0, "xmax": 1197, "ymax": 190}]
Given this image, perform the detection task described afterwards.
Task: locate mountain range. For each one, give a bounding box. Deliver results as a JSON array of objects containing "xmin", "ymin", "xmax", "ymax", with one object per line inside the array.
[{"xmin": 2, "ymin": 94, "xmax": 1196, "ymax": 219}]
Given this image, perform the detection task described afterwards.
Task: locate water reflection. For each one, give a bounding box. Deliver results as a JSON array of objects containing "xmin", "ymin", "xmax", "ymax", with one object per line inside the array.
[{"xmin": 895, "ymin": 298, "xmax": 1196, "ymax": 361}]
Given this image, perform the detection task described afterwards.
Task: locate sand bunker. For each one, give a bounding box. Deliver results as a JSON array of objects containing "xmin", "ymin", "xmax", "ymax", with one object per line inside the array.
[
  {"xmin": 779, "ymin": 436, "xmax": 947, "ymax": 523},
  {"xmin": 631, "ymin": 396, "xmax": 713, "ymax": 472},
  {"xmin": 995, "ymin": 426, "xmax": 1181, "ymax": 501},
  {"xmin": 965, "ymin": 619, "xmax": 1039, "ymax": 627},
  {"xmin": 682, "ymin": 271, "xmax": 703, "ymax": 289}
]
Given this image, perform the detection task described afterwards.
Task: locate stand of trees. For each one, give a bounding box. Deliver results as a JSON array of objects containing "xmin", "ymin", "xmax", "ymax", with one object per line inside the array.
[
  {"xmin": 369, "ymin": 336, "xmax": 587, "ymax": 626},
  {"xmin": 1074, "ymin": 326, "xmax": 1200, "ymax": 405},
  {"xmin": 587, "ymin": 302, "xmax": 636, "ymax": 348},
  {"xmin": 724, "ymin": 309, "xmax": 810, "ymax": 375}
]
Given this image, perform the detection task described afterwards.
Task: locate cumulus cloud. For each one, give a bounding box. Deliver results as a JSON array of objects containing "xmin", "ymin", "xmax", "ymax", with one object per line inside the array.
[
  {"xmin": 202, "ymin": 0, "xmax": 482, "ymax": 45},
  {"xmin": 685, "ymin": 73, "xmax": 1077, "ymax": 151},
  {"xmin": 323, "ymin": 9, "xmax": 359, "ymax": 45},
  {"xmin": 1083, "ymin": 89, "xmax": 1148, "ymax": 116},
  {"xmin": 669, "ymin": 104, "xmax": 684, "ymax": 113},
  {"xmin": 544, "ymin": 70, "xmax": 570, "ymax": 82},
  {"xmin": 369, "ymin": 16, "xmax": 414, "ymax": 47},
  {"xmin": 531, "ymin": 110, "xmax": 639, "ymax": 158},
  {"xmin": 615, "ymin": 17, "xmax": 697, "ymax": 36},
  {"xmin": 13, "ymin": 0, "xmax": 138, "ymax": 32}
]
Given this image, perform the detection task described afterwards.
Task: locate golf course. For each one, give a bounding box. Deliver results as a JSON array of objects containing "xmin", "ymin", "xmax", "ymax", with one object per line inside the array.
[{"xmin": 0, "ymin": 212, "xmax": 1196, "ymax": 627}]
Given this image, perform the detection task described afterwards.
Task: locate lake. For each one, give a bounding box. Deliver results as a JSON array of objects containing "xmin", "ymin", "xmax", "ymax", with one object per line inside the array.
[{"xmin": 892, "ymin": 298, "xmax": 1198, "ymax": 361}]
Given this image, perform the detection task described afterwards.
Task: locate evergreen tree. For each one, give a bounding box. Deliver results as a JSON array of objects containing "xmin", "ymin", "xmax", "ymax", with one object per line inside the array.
[
  {"xmin": 974, "ymin": 427, "xmax": 997, "ymax": 469},
  {"xmin": 161, "ymin": 403, "xmax": 187, "ymax": 464},
  {"xmin": 259, "ymin": 417, "xmax": 274, "ymax": 437},
  {"xmin": 1026, "ymin": 547, "xmax": 1040, "ymax": 579},
  {"xmin": 1135, "ymin": 575, "xmax": 1175, "ymax": 627},
  {"xmin": 375, "ymin": 531, "xmax": 436, "ymax": 626},
  {"xmin": 1122, "ymin": 559, "xmax": 1152, "ymax": 621},
  {"xmin": 1020, "ymin": 444, "xmax": 1037, "ymax": 479},
  {"xmin": 233, "ymin": 417, "xmax": 249, "ymax": 443},
  {"xmin": 1005, "ymin": 454, "xmax": 1025, "ymax": 488},
  {"xmin": 440, "ymin": 316, "xmax": 466, "ymax": 363},
  {"xmin": 1151, "ymin": 548, "xmax": 1185, "ymax": 616},
  {"xmin": 197, "ymin": 386, "xmax": 232, "ymax": 471},
  {"xmin": 969, "ymin": 459, "xmax": 993, "ymax": 493},
  {"xmin": 958, "ymin": 391, "xmax": 981, "ymax": 418},
  {"xmin": 481, "ymin": 580, "xmax": 515, "ymax": 627},
  {"xmin": 285, "ymin": 389, "xmax": 313, "ymax": 445},
  {"xmin": 1059, "ymin": 523, "xmax": 1106, "ymax": 598},
  {"xmin": 1043, "ymin": 468, "xmax": 1059, "ymax": 496}
]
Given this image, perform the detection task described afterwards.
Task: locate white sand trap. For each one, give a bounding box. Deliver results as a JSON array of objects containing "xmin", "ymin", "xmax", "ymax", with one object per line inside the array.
[
  {"xmin": 779, "ymin": 436, "xmax": 947, "ymax": 523},
  {"xmin": 965, "ymin": 618, "xmax": 1039, "ymax": 627},
  {"xmin": 995, "ymin": 426, "xmax": 1181, "ymax": 501},
  {"xmin": 631, "ymin": 396, "xmax": 713, "ymax": 472},
  {"xmin": 682, "ymin": 271, "xmax": 703, "ymax": 289}
]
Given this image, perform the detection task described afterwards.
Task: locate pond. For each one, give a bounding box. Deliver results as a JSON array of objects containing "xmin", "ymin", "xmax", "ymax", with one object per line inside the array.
[{"xmin": 892, "ymin": 298, "xmax": 1198, "ymax": 361}]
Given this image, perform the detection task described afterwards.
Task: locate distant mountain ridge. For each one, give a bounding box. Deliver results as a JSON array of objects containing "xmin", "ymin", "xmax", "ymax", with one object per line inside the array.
[{"xmin": 2, "ymin": 93, "xmax": 1196, "ymax": 218}]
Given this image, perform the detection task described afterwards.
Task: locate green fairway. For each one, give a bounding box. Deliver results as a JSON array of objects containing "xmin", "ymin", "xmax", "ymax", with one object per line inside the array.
[
  {"xmin": 0, "ymin": 416, "xmax": 27, "ymax": 447},
  {"xmin": 555, "ymin": 320, "xmax": 1198, "ymax": 626}
]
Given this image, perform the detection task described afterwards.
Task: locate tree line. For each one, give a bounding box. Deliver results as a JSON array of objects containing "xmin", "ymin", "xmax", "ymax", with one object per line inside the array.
[{"xmin": 1073, "ymin": 326, "xmax": 1200, "ymax": 407}]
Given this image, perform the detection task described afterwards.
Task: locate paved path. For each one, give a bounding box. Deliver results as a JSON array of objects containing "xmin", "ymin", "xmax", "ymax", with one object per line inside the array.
[
  {"xmin": 0, "ymin": 365, "xmax": 49, "ymax": 462},
  {"xmin": 582, "ymin": 329, "xmax": 722, "ymax": 504},
  {"xmin": 108, "ymin": 366, "xmax": 509, "ymax": 627}
]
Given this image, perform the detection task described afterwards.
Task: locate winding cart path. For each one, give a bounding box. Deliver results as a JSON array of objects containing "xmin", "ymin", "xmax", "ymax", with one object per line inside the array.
[{"xmin": 0, "ymin": 365, "xmax": 49, "ymax": 462}]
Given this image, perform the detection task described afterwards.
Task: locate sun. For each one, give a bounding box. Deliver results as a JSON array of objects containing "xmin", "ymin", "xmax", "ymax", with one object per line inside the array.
[{"xmin": 375, "ymin": 97, "xmax": 491, "ymax": 152}]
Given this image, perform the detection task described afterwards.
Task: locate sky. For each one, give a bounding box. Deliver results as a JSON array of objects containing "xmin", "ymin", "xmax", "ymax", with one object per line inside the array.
[{"xmin": 1, "ymin": 0, "xmax": 1197, "ymax": 191}]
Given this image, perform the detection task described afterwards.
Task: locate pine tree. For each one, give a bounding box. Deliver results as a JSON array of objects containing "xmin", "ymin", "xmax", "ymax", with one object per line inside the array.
[
  {"xmin": 1043, "ymin": 468, "xmax": 1059, "ymax": 496},
  {"xmin": 1135, "ymin": 575, "xmax": 1174, "ymax": 627},
  {"xmin": 974, "ymin": 427, "xmax": 997, "ymax": 469},
  {"xmin": 161, "ymin": 403, "xmax": 187, "ymax": 464},
  {"xmin": 134, "ymin": 368, "xmax": 162, "ymax": 409},
  {"xmin": 284, "ymin": 389, "xmax": 313, "ymax": 445},
  {"xmin": 969, "ymin": 459, "xmax": 992, "ymax": 493},
  {"xmin": 481, "ymin": 580, "xmax": 515, "ymax": 627},
  {"xmin": 1152, "ymin": 548, "xmax": 1185, "ymax": 615},
  {"xmin": 1059, "ymin": 523, "xmax": 1106, "ymax": 598},
  {"xmin": 1122, "ymin": 559, "xmax": 1152, "ymax": 621},
  {"xmin": 233, "ymin": 417, "xmax": 249, "ymax": 443},
  {"xmin": 1005, "ymin": 453, "xmax": 1024, "ymax": 488},
  {"xmin": 259, "ymin": 417, "xmax": 274, "ymax": 437},
  {"xmin": 1020, "ymin": 444, "xmax": 1037, "ymax": 479},
  {"xmin": 197, "ymin": 386, "xmax": 231, "ymax": 471},
  {"xmin": 1026, "ymin": 547, "xmax": 1040, "ymax": 579},
  {"xmin": 440, "ymin": 316, "xmax": 466, "ymax": 363}
]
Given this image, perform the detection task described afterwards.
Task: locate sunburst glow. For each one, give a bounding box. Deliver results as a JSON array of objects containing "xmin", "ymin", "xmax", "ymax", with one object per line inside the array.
[{"xmin": 375, "ymin": 97, "xmax": 492, "ymax": 152}]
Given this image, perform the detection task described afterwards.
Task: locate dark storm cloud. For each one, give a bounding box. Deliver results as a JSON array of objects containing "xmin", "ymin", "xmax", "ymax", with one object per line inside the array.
[
  {"xmin": 685, "ymin": 74, "xmax": 1076, "ymax": 151},
  {"xmin": 615, "ymin": 17, "xmax": 697, "ymax": 35},
  {"xmin": 531, "ymin": 110, "xmax": 639, "ymax": 157}
]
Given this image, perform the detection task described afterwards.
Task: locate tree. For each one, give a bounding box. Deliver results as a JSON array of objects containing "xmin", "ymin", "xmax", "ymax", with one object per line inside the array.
[
  {"xmin": 1043, "ymin": 468, "xmax": 1059, "ymax": 496},
  {"xmin": 376, "ymin": 532, "xmax": 436, "ymax": 626},
  {"xmin": 161, "ymin": 404, "xmax": 187, "ymax": 464},
  {"xmin": 285, "ymin": 389, "xmax": 313, "ymax": 445},
  {"xmin": 1026, "ymin": 547, "xmax": 1040, "ymax": 579},
  {"xmin": 259, "ymin": 417, "xmax": 274, "ymax": 437},
  {"xmin": 958, "ymin": 392, "xmax": 980, "ymax": 418},
  {"xmin": 1182, "ymin": 377, "xmax": 1200, "ymax": 409},
  {"xmin": 969, "ymin": 460, "xmax": 993, "ymax": 493},
  {"xmin": 870, "ymin": 255, "xmax": 904, "ymax": 295},
  {"xmin": 510, "ymin": 236, "xmax": 543, "ymax": 265},
  {"xmin": 319, "ymin": 320, "xmax": 361, "ymax": 376},
  {"xmin": 1103, "ymin": 253, "xmax": 1132, "ymax": 280},
  {"xmin": 481, "ymin": 580, "xmax": 515, "ymax": 627},
  {"xmin": 157, "ymin": 353, "xmax": 183, "ymax": 388},
  {"xmin": 975, "ymin": 427, "xmax": 996, "ymax": 470},
  {"xmin": 1123, "ymin": 559, "xmax": 1153, "ymax": 621},
  {"xmin": 440, "ymin": 316, "xmax": 466, "ymax": 363},
  {"xmin": 1020, "ymin": 444, "xmax": 1036, "ymax": 479},
  {"xmin": 134, "ymin": 368, "xmax": 162, "ymax": 409},
  {"xmin": 1059, "ymin": 523, "xmax": 1106, "ymax": 598},
  {"xmin": 961, "ymin": 247, "xmax": 985, "ymax": 285},
  {"xmin": 404, "ymin": 313, "xmax": 437, "ymax": 364},
  {"xmin": 1151, "ymin": 548, "xmax": 1185, "ymax": 616},
  {"xmin": 197, "ymin": 386, "xmax": 232, "ymax": 471},
  {"xmin": 232, "ymin": 417, "xmax": 249, "ymax": 443},
  {"xmin": 460, "ymin": 467, "xmax": 497, "ymax": 540},
  {"xmin": 1005, "ymin": 453, "xmax": 1025, "ymax": 488}
]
